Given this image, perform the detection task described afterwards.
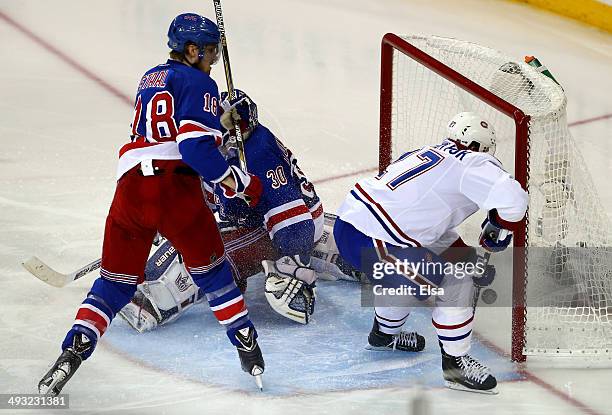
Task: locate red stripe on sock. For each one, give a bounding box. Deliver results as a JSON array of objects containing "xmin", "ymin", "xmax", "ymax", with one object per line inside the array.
[
  {"xmin": 76, "ymin": 308, "xmax": 109, "ymax": 335},
  {"xmin": 432, "ymin": 315, "xmax": 474, "ymax": 330},
  {"xmin": 213, "ymin": 299, "xmax": 246, "ymax": 323}
]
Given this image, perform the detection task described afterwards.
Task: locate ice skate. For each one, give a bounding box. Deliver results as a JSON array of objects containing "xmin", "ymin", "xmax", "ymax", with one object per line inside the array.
[
  {"xmin": 234, "ymin": 327, "xmax": 265, "ymax": 390},
  {"xmin": 366, "ymin": 319, "xmax": 425, "ymax": 352},
  {"xmin": 441, "ymin": 343, "xmax": 498, "ymax": 394},
  {"xmin": 38, "ymin": 332, "xmax": 93, "ymax": 396}
]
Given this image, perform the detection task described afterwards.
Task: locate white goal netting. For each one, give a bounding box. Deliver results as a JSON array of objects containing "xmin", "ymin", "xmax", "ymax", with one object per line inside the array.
[{"xmin": 385, "ymin": 34, "xmax": 612, "ymax": 357}]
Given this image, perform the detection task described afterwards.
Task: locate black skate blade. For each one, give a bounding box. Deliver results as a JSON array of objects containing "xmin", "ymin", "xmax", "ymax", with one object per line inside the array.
[{"xmin": 445, "ymin": 380, "xmax": 499, "ymax": 395}]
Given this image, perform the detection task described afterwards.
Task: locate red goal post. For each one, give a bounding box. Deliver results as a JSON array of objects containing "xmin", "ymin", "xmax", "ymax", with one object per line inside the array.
[{"xmin": 379, "ymin": 33, "xmax": 530, "ymax": 362}]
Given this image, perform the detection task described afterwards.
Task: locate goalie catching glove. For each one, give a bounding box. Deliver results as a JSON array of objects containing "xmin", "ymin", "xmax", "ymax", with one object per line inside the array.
[
  {"xmin": 263, "ymin": 255, "xmax": 316, "ymax": 324},
  {"xmin": 219, "ymin": 165, "xmax": 263, "ymax": 207}
]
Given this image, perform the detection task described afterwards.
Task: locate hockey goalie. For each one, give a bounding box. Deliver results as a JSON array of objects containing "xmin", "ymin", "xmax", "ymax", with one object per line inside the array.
[{"xmin": 119, "ymin": 89, "xmax": 364, "ymax": 331}]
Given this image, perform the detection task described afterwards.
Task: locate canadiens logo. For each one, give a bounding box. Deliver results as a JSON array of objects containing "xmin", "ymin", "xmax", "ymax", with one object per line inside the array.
[{"xmin": 175, "ymin": 272, "xmax": 193, "ymax": 292}]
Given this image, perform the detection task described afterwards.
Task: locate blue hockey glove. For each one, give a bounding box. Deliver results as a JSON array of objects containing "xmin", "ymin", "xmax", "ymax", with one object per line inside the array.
[
  {"xmin": 473, "ymin": 264, "xmax": 496, "ymax": 287},
  {"xmin": 479, "ymin": 210, "xmax": 513, "ymax": 252},
  {"xmin": 219, "ymin": 90, "xmax": 258, "ymax": 134}
]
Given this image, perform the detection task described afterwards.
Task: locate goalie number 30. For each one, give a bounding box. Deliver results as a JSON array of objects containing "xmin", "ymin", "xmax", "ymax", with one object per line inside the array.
[{"xmin": 266, "ymin": 166, "xmax": 288, "ymax": 189}]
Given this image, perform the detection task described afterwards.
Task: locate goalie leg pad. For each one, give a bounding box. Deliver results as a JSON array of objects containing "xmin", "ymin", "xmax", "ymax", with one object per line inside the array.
[
  {"xmin": 262, "ymin": 260, "xmax": 315, "ymax": 324},
  {"xmin": 312, "ymin": 213, "xmax": 368, "ymax": 282},
  {"xmin": 119, "ymin": 293, "xmax": 160, "ymax": 333},
  {"xmin": 119, "ymin": 251, "xmax": 201, "ymax": 332}
]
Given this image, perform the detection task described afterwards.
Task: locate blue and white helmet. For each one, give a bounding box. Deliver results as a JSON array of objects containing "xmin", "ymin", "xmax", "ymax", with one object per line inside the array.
[
  {"xmin": 447, "ymin": 112, "xmax": 496, "ymax": 155},
  {"xmin": 167, "ymin": 13, "xmax": 220, "ymax": 58}
]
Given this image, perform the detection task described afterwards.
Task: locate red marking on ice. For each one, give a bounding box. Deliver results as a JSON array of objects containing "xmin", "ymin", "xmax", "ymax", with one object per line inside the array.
[
  {"xmin": 474, "ymin": 332, "xmax": 605, "ymax": 415},
  {"xmin": 0, "ymin": 10, "xmax": 132, "ymax": 106}
]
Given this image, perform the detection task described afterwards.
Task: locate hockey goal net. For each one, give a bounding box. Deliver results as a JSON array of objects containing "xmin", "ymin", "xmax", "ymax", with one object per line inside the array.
[{"xmin": 379, "ymin": 34, "xmax": 612, "ymax": 362}]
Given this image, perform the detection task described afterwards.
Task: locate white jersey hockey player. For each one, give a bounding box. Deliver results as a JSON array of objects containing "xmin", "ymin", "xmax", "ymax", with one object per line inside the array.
[{"xmin": 334, "ymin": 112, "xmax": 528, "ymax": 394}]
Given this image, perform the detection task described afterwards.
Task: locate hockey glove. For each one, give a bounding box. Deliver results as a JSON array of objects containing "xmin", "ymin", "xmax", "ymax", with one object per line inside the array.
[
  {"xmin": 220, "ymin": 165, "xmax": 263, "ymax": 207},
  {"xmin": 262, "ymin": 257, "xmax": 316, "ymax": 324},
  {"xmin": 220, "ymin": 105, "xmax": 241, "ymax": 131},
  {"xmin": 479, "ymin": 210, "xmax": 513, "ymax": 252},
  {"xmin": 473, "ymin": 264, "xmax": 496, "ymax": 287},
  {"xmin": 275, "ymin": 255, "xmax": 317, "ymax": 285},
  {"xmin": 220, "ymin": 94, "xmax": 247, "ymax": 131}
]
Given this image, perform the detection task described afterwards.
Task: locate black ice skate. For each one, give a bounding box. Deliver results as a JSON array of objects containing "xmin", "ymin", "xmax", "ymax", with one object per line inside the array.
[
  {"xmin": 366, "ymin": 319, "xmax": 425, "ymax": 352},
  {"xmin": 441, "ymin": 343, "xmax": 498, "ymax": 394},
  {"xmin": 234, "ymin": 326, "xmax": 265, "ymax": 390},
  {"xmin": 38, "ymin": 332, "xmax": 93, "ymax": 396}
]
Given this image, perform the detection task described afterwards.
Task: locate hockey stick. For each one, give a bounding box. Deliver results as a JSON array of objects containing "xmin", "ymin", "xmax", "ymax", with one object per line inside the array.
[
  {"xmin": 22, "ymin": 256, "xmax": 101, "ymax": 288},
  {"xmin": 22, "ymin": 235, "xmax": 168, "ymax": 288},
  {"xmin": 212, "ymin": 0, "xmax": 248, "ymax": 173},
  {"xmin": 472, "ymin": 251, "xmax": 491, "ymax": 314}
]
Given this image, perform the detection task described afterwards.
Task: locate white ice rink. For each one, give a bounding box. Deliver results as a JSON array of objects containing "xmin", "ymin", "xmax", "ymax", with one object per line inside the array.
[{"xmin": 1, "ymin": 0, "xmax": 611, "ymax": 414}]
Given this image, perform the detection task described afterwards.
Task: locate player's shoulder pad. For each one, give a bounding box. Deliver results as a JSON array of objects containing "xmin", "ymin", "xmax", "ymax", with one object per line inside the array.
[
  {"xmin": 252, "ymin": 125, "xmax": 277, "ymax": 146},
  {"xmin": 247, "ymin": 126, "xmax": 287, "ymax": 161},
  {"xmin": 462, "ymin": 150, "xmax": 504, "ymax": 170}
]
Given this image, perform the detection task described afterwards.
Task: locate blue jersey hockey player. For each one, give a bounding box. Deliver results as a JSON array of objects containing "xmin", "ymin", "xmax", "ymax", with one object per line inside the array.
[
  {"xmin": 38, "ymin": 13, "xmax": 265, "ymax": 396},
  {"xmin": 119, "ymin": 90, "xmax": 364, "ymax": 330}
]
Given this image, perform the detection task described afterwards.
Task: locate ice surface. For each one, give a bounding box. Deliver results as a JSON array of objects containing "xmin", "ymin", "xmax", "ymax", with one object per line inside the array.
[
  {"xmin": 105, "ymin": 277, "xmax": 519, "ymax": 395},
  {"xmin": 0, "ymin": 0, "xmax": 611, "ymax": 414}
]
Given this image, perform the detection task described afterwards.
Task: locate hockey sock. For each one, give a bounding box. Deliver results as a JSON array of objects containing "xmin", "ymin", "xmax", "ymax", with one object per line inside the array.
[
  {"xmin": 432, "ymin": 308, "xmax": 474, "ymax": 356},
  {"xmin": 375, "ymin": 307, "xmax": 410, "ymax": 335},
  {"xmin": 62, "ymin": 275, "xmax": 137, "ymax": 360},
  {"xmin": 189, "ymin": 259, "xmax": 256, "ymax": 346}
]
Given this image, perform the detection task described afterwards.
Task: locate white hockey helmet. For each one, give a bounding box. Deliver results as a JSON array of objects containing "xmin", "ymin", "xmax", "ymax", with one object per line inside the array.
[{"xmin": 447, "ymin": 112, "xmax": 496, "ymax": 156}]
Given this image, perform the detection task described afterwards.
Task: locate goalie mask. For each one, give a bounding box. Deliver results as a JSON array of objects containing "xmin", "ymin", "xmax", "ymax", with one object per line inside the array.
[
  {"xmin": 219, "ymin": 89, "xmax": 259, "ymax": 157},
  {"xmin": 447, "ymin": 112, "xmax": 496, "ymax": 156}
]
